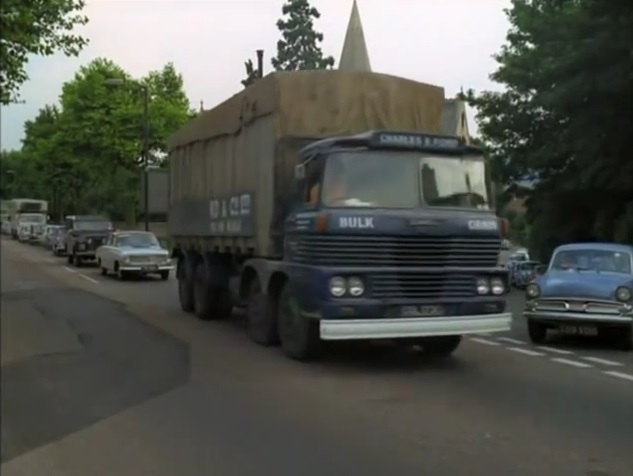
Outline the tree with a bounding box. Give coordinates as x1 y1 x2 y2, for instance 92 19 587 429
271 0 334 71
0 0 89 104
466 0 633 255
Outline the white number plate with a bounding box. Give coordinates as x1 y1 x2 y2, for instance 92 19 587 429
399 305 444 318
560 325 598 336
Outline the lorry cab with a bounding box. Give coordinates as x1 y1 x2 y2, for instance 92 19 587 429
278 131 511 350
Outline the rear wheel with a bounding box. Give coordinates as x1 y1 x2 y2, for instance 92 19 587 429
277 283 320 361
192 262 231 320
246 277 278 346
177 259 194 313
527 319 548 344
98 259 107 275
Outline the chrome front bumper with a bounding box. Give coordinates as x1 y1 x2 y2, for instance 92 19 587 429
319 312 512 341
524 310 633 325
119 264 174 273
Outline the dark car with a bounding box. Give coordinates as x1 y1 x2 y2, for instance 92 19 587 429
65 215 112 266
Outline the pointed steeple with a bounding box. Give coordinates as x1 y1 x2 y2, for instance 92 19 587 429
338 0 371 72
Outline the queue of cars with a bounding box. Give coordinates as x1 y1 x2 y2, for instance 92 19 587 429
12 214 174 281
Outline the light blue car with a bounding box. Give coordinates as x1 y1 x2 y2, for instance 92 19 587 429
524 242 633 349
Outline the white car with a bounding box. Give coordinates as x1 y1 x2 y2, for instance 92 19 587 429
96 231 174 280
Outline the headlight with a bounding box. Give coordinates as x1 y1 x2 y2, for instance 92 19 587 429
526 283 540 299
347 276 364 297
615 286 632 302
490 277 505 295
476 278 490 295
328 276 346 297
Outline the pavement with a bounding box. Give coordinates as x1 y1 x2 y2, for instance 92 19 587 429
1 237 632 476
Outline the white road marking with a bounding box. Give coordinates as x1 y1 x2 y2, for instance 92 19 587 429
476 333 491 337
551 358 593 368
78 273 99 284
536 346 575 355
469 337 502 346
63 266 76 273
507 347 545 356
603 371 633 382
582 356 623 367
497 337 526 345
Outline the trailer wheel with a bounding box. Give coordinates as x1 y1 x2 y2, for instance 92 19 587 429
177 258 194 313
277 283 320 361
192 262 231 321
246 278 278 346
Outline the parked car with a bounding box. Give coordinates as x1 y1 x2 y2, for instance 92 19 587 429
524 242 633 349
513 261 542 289
96 231 174 280
65 215 112 266
506 251 529 285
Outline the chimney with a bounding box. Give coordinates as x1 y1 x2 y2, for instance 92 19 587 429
256 50 264 78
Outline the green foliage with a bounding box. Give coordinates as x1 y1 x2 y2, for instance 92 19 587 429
0 0 89 104
241 59 260 88
4 58 192 222
271 0 334 71
466 0 633 256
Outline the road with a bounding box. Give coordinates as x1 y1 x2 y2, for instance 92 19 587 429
1 238 632 476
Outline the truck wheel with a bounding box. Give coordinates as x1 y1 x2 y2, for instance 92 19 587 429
246 278 278 346
527 319 548 344
67 253 74 265
421 336 462 357
277 284 320 361
177 258 194 313
74 254 83 267
192 263 227 321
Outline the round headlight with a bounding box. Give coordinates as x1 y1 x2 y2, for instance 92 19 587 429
347 276 364 297
328 276 346 297
615 286 632 302
476 278 490 295
526 283 540 299
490 277 505 295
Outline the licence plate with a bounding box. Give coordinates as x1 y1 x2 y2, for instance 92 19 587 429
142 265 158 272
399 305 444 318
560 325 598 336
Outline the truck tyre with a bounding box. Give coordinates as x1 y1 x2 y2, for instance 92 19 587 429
74 254 83 267
246 278 278 346
67 253 74 265
527 319 548 344
192 262 231 321
421 335 462 357
177 258 194 313
277 283 320 361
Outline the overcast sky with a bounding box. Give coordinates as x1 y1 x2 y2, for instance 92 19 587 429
1 0 511 151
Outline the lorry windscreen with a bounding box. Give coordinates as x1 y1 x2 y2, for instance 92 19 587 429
74 220 111 231
321 151 490 209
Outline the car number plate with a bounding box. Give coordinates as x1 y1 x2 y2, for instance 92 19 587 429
142 265 158 271
399 305 444 318
560 325 598 336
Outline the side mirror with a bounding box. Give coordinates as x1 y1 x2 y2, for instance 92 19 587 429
294 164 305 180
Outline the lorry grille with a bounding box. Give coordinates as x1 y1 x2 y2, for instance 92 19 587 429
294 235 501 267
372 272 476 299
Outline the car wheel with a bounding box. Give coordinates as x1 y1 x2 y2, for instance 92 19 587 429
160 270 170 280
609 326 633 351
527 319 548 344
115 262 127 281
98 259 107 276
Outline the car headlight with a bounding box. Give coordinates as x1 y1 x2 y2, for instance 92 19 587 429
526 283 540 299
328 276 346 297
476 278 490 295
347 276 364 297
490 277 505 295
615 286 632 302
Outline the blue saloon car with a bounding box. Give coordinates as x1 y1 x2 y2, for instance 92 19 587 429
523 243 633 350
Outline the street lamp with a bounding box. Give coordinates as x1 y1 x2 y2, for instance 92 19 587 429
104 78 150 231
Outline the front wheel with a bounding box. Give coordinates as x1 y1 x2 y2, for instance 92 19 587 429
160 270 170 281
277 284 320 361
246 278 278 346
527 319 548 344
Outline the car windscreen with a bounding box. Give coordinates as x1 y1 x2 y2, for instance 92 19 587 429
116 233 160 248
550 249 632 274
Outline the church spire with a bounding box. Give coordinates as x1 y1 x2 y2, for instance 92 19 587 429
338 0 371 72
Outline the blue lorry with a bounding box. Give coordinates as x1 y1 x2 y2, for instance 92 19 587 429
167 70 511 361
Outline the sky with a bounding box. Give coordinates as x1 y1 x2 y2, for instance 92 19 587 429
0 0 512 151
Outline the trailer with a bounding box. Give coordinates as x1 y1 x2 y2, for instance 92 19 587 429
168 70 511 361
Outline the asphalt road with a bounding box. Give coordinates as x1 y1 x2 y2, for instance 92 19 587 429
2 238 632 476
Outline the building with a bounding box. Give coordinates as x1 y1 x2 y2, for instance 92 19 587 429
337 0 471 142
